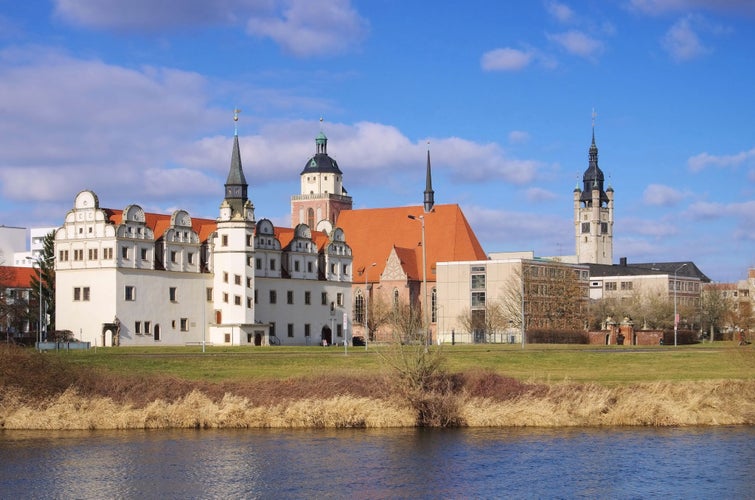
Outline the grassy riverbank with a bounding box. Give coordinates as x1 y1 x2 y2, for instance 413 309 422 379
1 343 753 429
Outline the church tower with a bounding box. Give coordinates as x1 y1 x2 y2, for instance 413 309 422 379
211 110 257 344
574 115 614 265
291 121 352 231
423 144 435 213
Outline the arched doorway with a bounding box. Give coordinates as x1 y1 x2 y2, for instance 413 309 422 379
321 325 332 346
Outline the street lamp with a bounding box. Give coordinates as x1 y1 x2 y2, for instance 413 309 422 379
364 262 376 347
673 263 688 347
407 215 429 347
25 256 43 350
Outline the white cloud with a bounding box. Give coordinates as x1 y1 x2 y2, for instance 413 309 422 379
463 205 571 253
642 183 687 206
525 187 558 202
661 16 709 61
246 0 369 57
481 48 534 71
508 131 531 144
687 147 755 172
547 30 604 59
53 0 369 58
545 1 575 23
53 0 252 31
627 0 755 16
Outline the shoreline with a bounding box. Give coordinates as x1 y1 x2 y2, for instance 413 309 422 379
2 379 753 430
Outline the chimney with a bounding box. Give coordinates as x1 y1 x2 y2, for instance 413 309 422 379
620 257 627 267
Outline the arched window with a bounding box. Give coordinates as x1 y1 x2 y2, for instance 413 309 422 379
354 289 364 325
392 288 399 309
431 287 437 323
307 208 315 229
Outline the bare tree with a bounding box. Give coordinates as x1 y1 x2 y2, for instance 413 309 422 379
456 300 508 342
700 286 735 341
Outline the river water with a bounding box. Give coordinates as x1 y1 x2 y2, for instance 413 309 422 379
1 426 752 499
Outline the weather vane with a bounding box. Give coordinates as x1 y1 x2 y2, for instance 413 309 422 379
234 108 241 136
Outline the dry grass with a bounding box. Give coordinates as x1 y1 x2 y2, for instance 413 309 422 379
2 345 754 429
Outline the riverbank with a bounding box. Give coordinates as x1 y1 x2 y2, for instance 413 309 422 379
2 345 754 429
2 379 754 430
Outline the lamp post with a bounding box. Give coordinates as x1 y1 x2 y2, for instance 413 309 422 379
25 256 43 350
408 215 428 348
364 262 376 348
673 263 688 347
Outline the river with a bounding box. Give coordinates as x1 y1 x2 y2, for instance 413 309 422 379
1 426 752 499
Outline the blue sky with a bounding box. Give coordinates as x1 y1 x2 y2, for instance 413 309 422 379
0 0 753 282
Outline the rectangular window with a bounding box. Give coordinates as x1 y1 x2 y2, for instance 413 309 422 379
122 246 129 259
83 287 90 301
104 248 112 260
294 260 300 272
135 321 141 335
343 264 348 274
270 290 277 304
601 222 608 234
620 281 633 290
304 291 311 305
234 295 241 305
287 290 294 304
169 287 177 302
170 251 177 263
336 324 343 338
125 286 136 301
471 274 486 290
180 318 188 331
206 287 213 302
321 292 328 305
222 234 228 247
73 249 83 261
270 322 276 338
270 259 276 271
247 297 252 308
247 278 253 288
73 287 81 301
223 272 229 283
308 261 313 273
304 324 311 337
256 258 262 270
605 282 617 291
141 248 148 260
337 293 343 307
144 321 151 335
88 248 98 260
471 291 485 308
581 222 590 233
287 323 294 338
234 274 241 285
223 292 229 303
188 252 195 264
254 289 258 304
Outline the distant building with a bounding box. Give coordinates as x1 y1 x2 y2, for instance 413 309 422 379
0 265 35 342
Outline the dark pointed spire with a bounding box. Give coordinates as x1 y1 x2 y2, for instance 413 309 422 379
423 141 435 213
224 109 249 216
580 110 608 205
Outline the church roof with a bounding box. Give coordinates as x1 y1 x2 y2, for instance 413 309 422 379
337 204 487 283
301 153 342 175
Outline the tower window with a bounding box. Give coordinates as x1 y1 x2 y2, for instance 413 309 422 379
581 222 590 233
601 222 608 234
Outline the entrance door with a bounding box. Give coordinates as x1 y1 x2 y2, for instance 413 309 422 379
321 326 332 346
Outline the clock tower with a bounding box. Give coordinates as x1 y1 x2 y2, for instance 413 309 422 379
574 116 614 265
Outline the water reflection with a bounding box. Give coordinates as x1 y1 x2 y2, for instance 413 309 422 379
1 427 752 499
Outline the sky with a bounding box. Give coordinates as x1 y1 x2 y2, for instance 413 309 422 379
0 0 753 282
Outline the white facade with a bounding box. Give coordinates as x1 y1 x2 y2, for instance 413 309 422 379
54 130 353 347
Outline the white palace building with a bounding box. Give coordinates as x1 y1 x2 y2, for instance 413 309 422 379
54 120 353 347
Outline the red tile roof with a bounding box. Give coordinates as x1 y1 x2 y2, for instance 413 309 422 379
0 266 35 288
106 209 217 242
337 204 487 283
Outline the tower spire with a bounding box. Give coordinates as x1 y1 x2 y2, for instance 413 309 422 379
224 109 249 218
423 141 435 213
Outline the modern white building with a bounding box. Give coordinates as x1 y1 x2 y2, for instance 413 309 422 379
54 122 353 347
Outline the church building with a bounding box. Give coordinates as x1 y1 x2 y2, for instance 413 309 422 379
54 114 353 347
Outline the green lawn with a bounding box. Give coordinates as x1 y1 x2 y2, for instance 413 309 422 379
54 342 755 385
